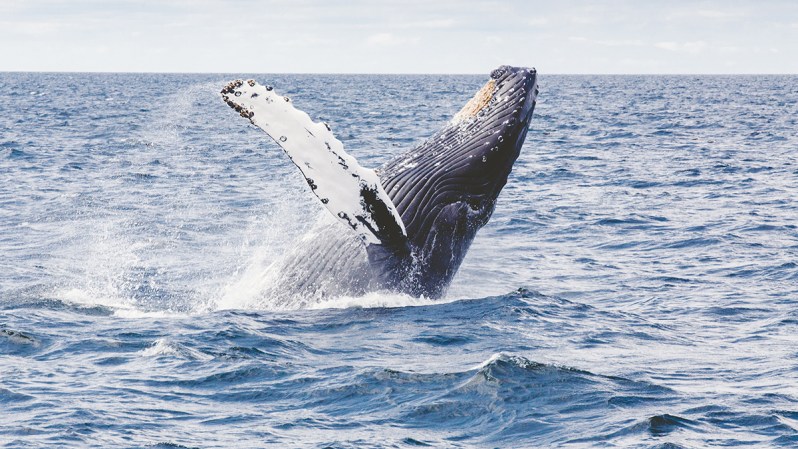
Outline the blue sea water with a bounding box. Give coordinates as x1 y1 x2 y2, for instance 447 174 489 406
1 72 797 448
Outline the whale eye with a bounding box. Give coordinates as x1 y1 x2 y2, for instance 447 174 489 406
467 198 481 211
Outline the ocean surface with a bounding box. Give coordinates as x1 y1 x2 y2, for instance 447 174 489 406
1 72 797 448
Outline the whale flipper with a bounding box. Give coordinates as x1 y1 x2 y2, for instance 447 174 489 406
221 80 408 255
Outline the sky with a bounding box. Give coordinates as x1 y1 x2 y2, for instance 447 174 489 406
1 0 796 74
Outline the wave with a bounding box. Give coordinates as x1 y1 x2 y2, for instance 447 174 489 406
139 338 214 361
379 353 678 445
0 328 42 357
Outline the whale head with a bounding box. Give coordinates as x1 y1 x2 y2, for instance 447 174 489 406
381 66 538 297
445 65 538 220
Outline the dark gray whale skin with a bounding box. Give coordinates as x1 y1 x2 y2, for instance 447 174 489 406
269 66 538 305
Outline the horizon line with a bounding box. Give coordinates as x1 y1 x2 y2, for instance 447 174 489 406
1 70 796 76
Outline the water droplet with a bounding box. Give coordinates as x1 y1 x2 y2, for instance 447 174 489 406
482 155 487 162
265 85 273 91
234 91 241 97
284 96 290 102
279 136 287 142
498 135 504 142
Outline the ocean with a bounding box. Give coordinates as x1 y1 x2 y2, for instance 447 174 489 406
1 72 797 448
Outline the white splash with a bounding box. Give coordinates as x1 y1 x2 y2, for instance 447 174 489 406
307 291 457 310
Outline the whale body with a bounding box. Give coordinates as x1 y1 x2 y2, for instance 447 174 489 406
221 66 538 307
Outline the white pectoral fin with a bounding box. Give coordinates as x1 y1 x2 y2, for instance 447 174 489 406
221 80 407 247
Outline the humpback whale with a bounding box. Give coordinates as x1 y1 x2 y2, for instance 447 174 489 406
221 66 538 307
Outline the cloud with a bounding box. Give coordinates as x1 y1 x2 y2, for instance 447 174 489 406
655 41 708 54
0 19 61 35
271 35 333 48
694 9 745 20
717 45 742 54
400 18 455 29
655 41 678 51
683 41 708 53
569 36 644 47
570 16 596 25
527 17 549 26
665 7 747 23
366 33 419 47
